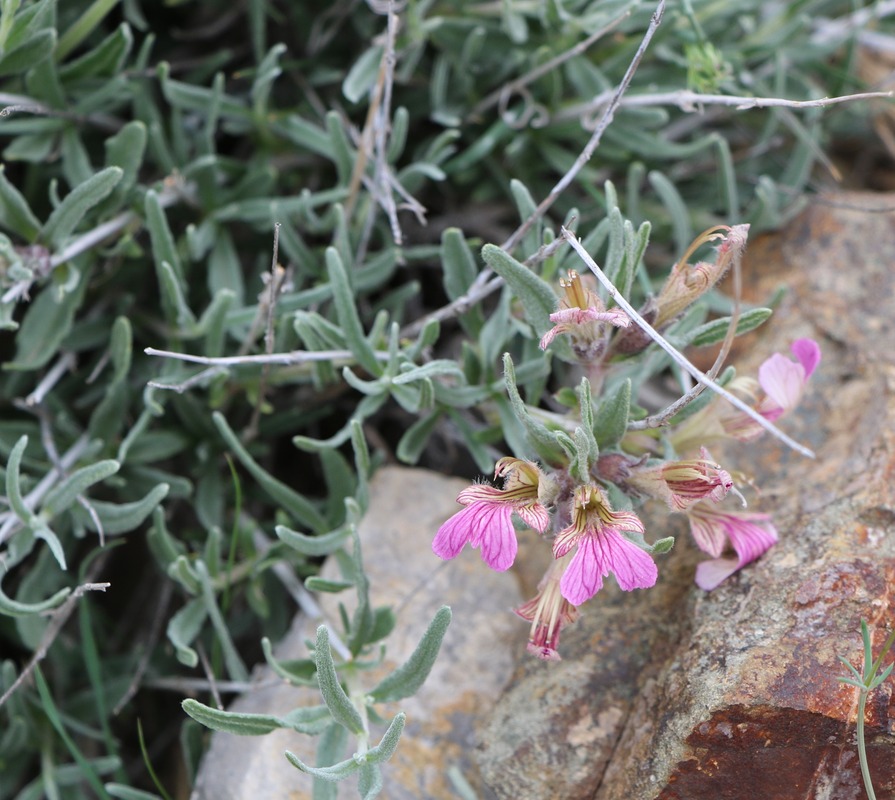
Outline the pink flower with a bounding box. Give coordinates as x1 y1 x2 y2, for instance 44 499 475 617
539 270 629 359
686 502 778 590
627 448 733 511
515 556 580 661
756 337 821 420
721 338 821 440
552 485 657 605
433 458 549 571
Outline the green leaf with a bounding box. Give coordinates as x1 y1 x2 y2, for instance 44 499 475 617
261 637 317 686
396 410 441 465
56 0 121 60
305 576 354 593
0 163 41 239
276 523 351 557
80 483 169 535
391 360 463 385
482 244 555 336
41 459 120 516
326 247 381 375
167 596 206 668
280 705 333 736
6 267 86 370
284 751 361 782
40 167 122 248
686 308 773 348
593 378 631 450
59 22 131 80
0 28 55 75
315 625 364 735
368 606 451 703
195 559 248 682
214 412 328 534
182 699 287 736
104 785 163 800
5 435 32 522
343 45 382 104
440 228 478 302
365 712 406 765
103 121 146 197
0 580 69 618
145 187 185 286
502 353 562 463
358 762 383 800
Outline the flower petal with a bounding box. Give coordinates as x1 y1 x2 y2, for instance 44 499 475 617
477 504 519 571
559 529 657 604
559 537 606 605
687 512 727 558
695 513 777 590
695 557 740 591
757 352 806 411
432 503 481 560
791 338 821 379
515 501 550 532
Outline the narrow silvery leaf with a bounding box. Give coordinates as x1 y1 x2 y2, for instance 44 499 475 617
281 705 333 736
343 45 382 104
32 523 66 570
350 418 370 509
365 712 406 765
5 435 32 522
576 379 599 461
82 483 169 535
305 576 354 593
214 412 328 533
326 247 381 375
391 360 463 385
167 555 201 594
103 120 146 196
440 228 478 301
276 523 351 557
686 308 773 348
182 698 286 736
0 581 69 618
593 378 631 450
104 783 162 800
40 167 122 248
284 751 361 782
573 427 593 482
396 410 441 465
261 637 317 686
195 560 248 682
509 179 540 253
167 596 206 667
157 260 196 329
358 762 383 799
41 459 119 516
482 244 555 337
315 625 365 735
144 189 184 289
368 607 451 703
7 278 83 370
109 316 133 382
502 354 562 463
0 163 41 240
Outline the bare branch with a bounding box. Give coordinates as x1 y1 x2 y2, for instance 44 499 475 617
145 346 390 367
0 583 111 710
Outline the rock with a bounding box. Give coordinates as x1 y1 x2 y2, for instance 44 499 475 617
192 467 523 800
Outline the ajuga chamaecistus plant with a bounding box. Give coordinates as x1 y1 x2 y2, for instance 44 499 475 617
0 0 886 796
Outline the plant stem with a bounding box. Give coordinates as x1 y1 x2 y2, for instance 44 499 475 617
856 687 875 800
